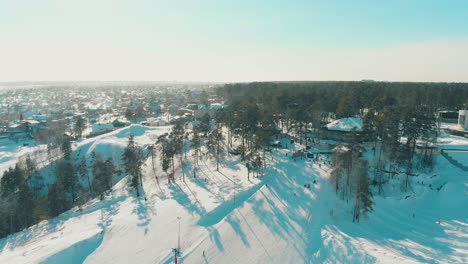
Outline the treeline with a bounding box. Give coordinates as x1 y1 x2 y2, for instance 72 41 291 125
217 81 468 154
218 81 468 113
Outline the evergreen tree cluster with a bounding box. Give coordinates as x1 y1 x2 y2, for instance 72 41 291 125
0 136 120 238
0 165 35 237
122 134 145 196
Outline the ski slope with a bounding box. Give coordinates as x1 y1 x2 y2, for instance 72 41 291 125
0 126 467 263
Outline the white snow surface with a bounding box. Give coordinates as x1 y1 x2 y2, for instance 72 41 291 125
0 139 42 177
0 126 467 264
326 117 363 132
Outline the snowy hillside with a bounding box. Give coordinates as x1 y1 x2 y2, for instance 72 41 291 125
0 127 467 263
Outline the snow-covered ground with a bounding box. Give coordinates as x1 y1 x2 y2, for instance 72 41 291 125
0 126 467 263
0 138 43 176
437 131 468 149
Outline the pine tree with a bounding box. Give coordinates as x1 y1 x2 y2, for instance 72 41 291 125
0 165 35 233
148 144 157 178
1 166 22 198
104 157 116 190
60 136 72 160
92 152 105 194
336 96 353 118
331 143 373 221
157 133 174 179
74 116 86 139
23 155 43 196
57 160 79 207
353 159 373 221
16 183 35 229
199 113 211 137
78 156 93 195
208 126 224 171
171 122 186 181
122 134 145 196
191 132 201 177
48 181 68 217
0 204 10 238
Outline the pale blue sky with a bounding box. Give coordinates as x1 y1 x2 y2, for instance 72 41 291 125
1 0 468 82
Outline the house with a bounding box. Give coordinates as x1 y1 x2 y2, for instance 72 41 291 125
193 103 226 118
112 118 131 128
167 103 179 116
178 108 194 116
32 114 48 122
148 101 160 114
92 123 114 135
307 144 335 155
23 111 40 119
142 117 167 127
175 95 186 104
186 104 198 110
321 117 372 142
449 110 468 137
447 110 468 137
187 120 202 131
6 122 31 140
438 110 458 123
24 120 41 133
458 110 468 130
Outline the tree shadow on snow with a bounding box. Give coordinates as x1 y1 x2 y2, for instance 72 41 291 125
168 181 206 217
335 206 462 263
131 188 155 231
225 215 250 248
207 227 224 252
166 180 230 252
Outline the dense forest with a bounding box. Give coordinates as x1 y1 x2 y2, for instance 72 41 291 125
218 81 468 112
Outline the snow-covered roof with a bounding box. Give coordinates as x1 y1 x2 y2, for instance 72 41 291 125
333 145 350 152
32 114 48 121
23 111 40 119
209 103 226 110
326 117 363 132
190 120 201 127
25 120 40 125
197 103 226 110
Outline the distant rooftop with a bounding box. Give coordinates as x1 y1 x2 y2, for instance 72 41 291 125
326 117 363 132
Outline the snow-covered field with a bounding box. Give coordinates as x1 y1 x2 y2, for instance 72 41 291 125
0 139 42 176
0 126 467 263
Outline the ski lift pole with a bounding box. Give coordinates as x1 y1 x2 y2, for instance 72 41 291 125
172 248 179 264
177 216 181 251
